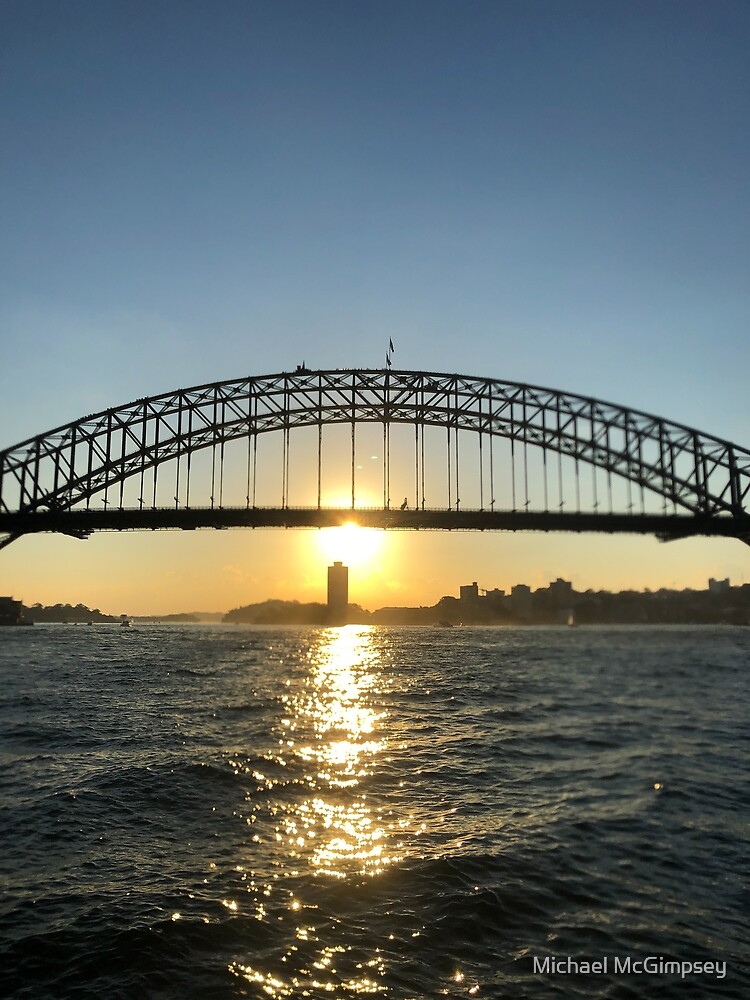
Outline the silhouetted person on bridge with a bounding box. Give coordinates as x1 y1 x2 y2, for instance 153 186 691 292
400 497 408 510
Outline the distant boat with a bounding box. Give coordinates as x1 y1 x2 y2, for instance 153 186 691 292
120 618 132 628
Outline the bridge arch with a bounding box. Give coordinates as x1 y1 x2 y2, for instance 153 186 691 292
1 369 749 547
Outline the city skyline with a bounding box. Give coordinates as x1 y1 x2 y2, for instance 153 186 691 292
6 534 749 619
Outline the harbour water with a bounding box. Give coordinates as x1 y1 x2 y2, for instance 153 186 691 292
1 624 748 999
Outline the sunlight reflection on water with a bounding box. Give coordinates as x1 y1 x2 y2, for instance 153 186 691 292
230 625 398 995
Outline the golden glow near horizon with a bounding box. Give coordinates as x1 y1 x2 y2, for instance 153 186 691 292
315 523 387 570
1 526 749 617
310 485 392 589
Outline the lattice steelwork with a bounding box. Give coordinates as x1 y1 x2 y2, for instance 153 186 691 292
1 369 749 549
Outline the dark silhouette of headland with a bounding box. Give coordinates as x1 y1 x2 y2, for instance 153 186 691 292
224 561 369 625
8 573 750 627
222 568 750 627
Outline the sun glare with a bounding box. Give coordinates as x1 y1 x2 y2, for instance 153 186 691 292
315 523 386 569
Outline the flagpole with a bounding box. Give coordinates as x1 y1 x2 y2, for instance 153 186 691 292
384 343 393 508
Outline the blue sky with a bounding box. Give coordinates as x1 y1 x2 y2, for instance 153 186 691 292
1 1 749 611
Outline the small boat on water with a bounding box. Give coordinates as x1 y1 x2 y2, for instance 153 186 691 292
120 617 132 628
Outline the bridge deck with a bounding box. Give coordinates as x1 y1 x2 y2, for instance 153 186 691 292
1 506 748 544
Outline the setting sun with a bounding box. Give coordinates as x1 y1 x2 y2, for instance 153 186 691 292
315 523 386 569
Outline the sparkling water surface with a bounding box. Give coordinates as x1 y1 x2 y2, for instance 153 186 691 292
1 624 748 999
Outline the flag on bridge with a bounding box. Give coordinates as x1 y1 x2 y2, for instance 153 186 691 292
386 338 395 370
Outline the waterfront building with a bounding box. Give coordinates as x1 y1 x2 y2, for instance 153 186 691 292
0 596 28 626
508 584 533 621
546 578 574 604
327 562 349 622
459 581 480 603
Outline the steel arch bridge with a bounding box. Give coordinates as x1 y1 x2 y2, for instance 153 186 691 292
1 369 749 551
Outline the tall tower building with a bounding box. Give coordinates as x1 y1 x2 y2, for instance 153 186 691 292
327 561 349 622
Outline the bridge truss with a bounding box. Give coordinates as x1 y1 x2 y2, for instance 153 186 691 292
1 369 749 549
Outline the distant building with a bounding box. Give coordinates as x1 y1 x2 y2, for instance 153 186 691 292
508 584 533 621
0 596 27 626
327 562 349 621
459 581 480 603
485 588 506 606
708 577 730 594
547 578 574 605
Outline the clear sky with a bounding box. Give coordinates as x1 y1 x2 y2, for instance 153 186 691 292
1 0 749 614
